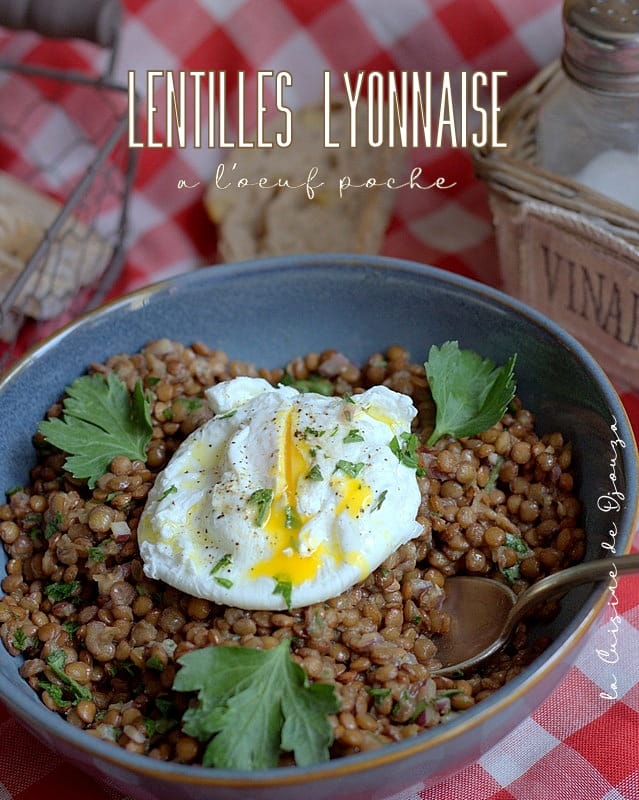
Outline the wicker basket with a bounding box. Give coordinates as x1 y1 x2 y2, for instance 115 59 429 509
473 61 639 391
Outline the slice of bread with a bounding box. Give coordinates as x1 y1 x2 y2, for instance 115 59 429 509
205 100 400 262
0 172 111 340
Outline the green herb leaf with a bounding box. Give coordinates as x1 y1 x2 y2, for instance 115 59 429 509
284 505 301 530
389 432 421 470
179 396 203 413
38 680 71 708
160 485 178 502
44 580 80 602
424 342 517 446
210 554 233 575
13 628 28 652
217 409 237 420
38 373 153 489
62 621 79 637
281 373 334 396
87 545 106 563
249 488 274 527
334 460 365 478
370 489 388 512
485 455 505 492
343 429 364 443
147 376 161 387
44 511 63 540
214 577 233 589
305 464 323 481
146 654 165 672
368 686 392 701
45 649 92 703
504 532 531 557
174 638 340 769
273 578 293 609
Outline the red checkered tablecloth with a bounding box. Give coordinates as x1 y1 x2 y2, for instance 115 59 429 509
1 2 638 799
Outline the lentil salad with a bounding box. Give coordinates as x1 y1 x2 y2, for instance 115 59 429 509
0 339 584 765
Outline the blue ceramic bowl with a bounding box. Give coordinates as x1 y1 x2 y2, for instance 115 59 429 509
0 255 637 800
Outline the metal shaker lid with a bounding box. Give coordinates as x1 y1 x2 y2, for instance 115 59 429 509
562 0 639 93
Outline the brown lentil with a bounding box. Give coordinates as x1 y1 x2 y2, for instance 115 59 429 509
0 340 583 766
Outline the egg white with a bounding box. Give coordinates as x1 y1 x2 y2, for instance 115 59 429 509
138 377 423 610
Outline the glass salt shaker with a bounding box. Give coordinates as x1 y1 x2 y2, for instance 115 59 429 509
536 0 639 211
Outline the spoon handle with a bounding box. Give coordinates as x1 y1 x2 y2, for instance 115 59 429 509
507 552 639 630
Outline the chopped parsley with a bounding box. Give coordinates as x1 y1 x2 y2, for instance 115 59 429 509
44 580 80 602
305 464 323 481
281 373 334 396
214 576 233 589
38 680 71 708
249 488 274 527
343 429 364 443
12 628 29 652
217 409 237 420
334 460 365 478
273 578 293 609
62 621 79 637
370 489 388 512
284 506 301 529
43 511 63 539
179 396 204 413
485 455 505 491
45 649 92 704
87 545 106 563
368 686 392 701
210 553 233 575
389 432 422 473
160 484 178 501
146 654 165 672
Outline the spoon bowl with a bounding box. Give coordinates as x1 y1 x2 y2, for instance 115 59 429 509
434 552 639 674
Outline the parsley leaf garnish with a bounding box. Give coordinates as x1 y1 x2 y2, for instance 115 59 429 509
210 554 232 575
370 489 388 512
249 488 274 527
38 373 153 489
273 577 293 609
334 460 364 478
305 464 323 481
424 342 517 446
343 429 364 443
45 649 92 704
281 373 334 396
160 485 178 501
173 639 340 769
389 432 421 471
44 580 80 602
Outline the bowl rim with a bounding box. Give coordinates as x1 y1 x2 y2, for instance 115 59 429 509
1 253 638 788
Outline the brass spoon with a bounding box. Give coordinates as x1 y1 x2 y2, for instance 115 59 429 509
433 553 639 674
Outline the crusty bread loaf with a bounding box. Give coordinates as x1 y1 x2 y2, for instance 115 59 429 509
0 172 111 340
205 100 400 261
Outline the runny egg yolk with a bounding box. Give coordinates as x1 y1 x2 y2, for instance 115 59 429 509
250 407 372 585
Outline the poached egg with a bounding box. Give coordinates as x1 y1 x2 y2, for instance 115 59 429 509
138 377 423 610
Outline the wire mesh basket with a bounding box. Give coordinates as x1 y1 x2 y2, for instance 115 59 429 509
0 0 136 368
